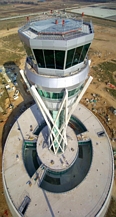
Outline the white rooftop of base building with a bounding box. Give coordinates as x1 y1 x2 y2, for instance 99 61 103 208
69 3 116 21
2 103 114 217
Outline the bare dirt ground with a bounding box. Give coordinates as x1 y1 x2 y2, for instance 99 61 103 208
0 9 116 217
0 27 18 38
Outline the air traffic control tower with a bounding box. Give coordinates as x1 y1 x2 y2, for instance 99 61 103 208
2 12 114 217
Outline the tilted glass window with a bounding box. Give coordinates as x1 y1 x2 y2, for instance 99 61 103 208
37 84 84 100
22 43 33 58
68 88 76 97
33 49 65 69
38 89 44 97
79 43 90 62
22 43 36 68
66 49 75 69
72 46 83 66
52 92 64 99
55 50 65 69
37 89 64 100
33 49 45 68
44 50 55 69
66 43 91 68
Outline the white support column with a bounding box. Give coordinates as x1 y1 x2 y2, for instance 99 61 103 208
32 88 65 154
67 76 93 123
48 89 68 152
52 76 93 144
20 69 65 154
31 86 69 154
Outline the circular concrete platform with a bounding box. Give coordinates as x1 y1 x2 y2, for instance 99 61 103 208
37 125 78 172
2 104 114 217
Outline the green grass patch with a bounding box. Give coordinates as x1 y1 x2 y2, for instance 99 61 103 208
92 61 116 99
2 33 25 52
0 91 8 110
100 62 116 73
0 17 27 30
93 61 116 86
108 89 116 99
0 78 8 113
0 48 24 66
0 33 25 65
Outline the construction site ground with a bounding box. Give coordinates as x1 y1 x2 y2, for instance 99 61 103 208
0 4 116 217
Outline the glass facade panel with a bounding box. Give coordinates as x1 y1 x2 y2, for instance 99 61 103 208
37 89 64 100
37 85 84 100
23 43 34 58
79 43 90 62
66 49 75 69
55 50 65 69
34 49 65 69
22 43 36 67
33 44 90 70
72 46 83 66
33 49 45 68
52 92 64 99
68 89 76 97
43 91 50 98
66 43 91 68
38 89 44 97
44 50 55 69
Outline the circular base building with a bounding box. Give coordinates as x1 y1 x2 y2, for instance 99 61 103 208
2 103 114 217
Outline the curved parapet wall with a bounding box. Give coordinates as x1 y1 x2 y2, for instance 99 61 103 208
2 104 114 217
25 61 89 89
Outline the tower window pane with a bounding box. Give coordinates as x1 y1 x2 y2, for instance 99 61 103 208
33 49 45 68
55 50 65 69
79 43 90 62
72 46 83 66
66 49 75 69
44 50 55 69
23 43 34 59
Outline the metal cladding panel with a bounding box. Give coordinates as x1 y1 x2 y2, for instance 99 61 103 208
30 39 43 48
41 40 56 49
39 81 84 92
29 34 94 50
83 33 94 43
48 79 58 88
67 37 81 49
18 30 30 47
42 95 77 111
67 33 94 49
35 61 84 76
30 39 67 50
38 68 64 76
53 40 67 50
25 63 89 89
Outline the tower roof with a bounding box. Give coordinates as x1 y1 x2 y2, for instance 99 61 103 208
19 15 94 40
